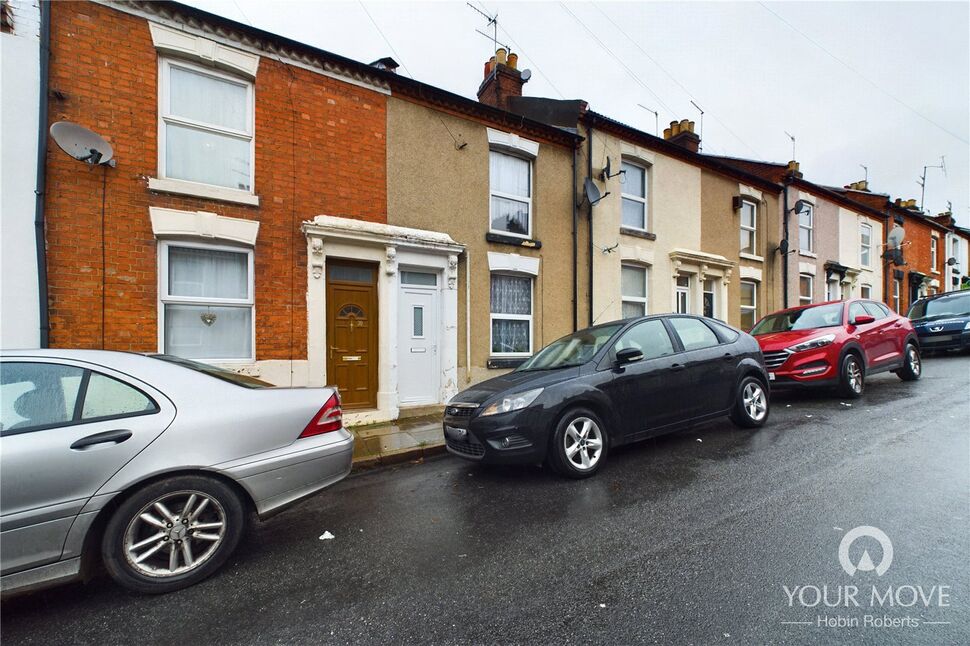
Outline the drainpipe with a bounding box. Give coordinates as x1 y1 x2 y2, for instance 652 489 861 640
586 119 594 326
465 249 471 384
34 0 51 347
781 179 790 309
571 142 578 331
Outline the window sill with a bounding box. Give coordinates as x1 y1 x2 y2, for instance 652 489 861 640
739 252 764 263
486 232 542 249
932 270 941 275
798 251 817 259
487 357 528 369
620 227 657 241
149 177 260 207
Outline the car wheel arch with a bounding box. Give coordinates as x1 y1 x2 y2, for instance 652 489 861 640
79 468 256 577
838 343 866 372
547 401 613 451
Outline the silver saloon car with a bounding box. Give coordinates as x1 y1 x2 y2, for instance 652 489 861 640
0 350 353 595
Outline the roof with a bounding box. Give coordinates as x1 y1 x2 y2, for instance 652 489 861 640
582 111 783 194
120 1 581 148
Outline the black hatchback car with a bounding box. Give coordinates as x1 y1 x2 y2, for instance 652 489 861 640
443 314 770 478
907 290 970 353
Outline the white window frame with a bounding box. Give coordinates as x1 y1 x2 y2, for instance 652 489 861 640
702 278 717 318
621 263 649 318
799 273 814 305
488 150 533 239
826 277 841 302
489 273 533 358
157 240 256 362
620 160 649 232
675 275 690 314
798 204 814 253
930 236 939 273
740 199 757 255
739 280 758 329
859 222 873 268
157 57 256 197
860 283 872 299
892 278 901 312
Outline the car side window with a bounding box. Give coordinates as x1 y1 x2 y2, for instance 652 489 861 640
82 372 156 420
706 320 740 343
848 302 869 323
0 362 84 433
669 317 720 351
614 319 675 360
862 301 887 319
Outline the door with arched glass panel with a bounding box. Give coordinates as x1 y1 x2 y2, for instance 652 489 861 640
326 261 378 409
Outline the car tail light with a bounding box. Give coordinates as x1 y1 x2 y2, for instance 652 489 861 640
300 392 342 438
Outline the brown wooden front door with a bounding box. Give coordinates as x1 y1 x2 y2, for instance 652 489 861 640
326 261 378 409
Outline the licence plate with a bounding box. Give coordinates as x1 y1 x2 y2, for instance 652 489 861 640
768 372 776 381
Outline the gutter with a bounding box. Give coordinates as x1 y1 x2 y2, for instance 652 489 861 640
34 0 51 347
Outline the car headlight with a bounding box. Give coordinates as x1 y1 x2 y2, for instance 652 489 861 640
480 388 544 417
787 334 837 354
964 322 970 330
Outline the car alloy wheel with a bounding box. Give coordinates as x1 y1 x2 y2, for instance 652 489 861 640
123 490 227 578
838 354 865 399
897 344 922 381
742 382 767 422
563 416 603 471
847 360 862 393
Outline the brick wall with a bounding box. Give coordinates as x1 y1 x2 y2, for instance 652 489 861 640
44 1 386 360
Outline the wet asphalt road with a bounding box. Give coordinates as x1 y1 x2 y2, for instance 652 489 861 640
3 355 968 645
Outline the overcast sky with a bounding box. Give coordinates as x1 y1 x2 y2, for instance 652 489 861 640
185 0 970 227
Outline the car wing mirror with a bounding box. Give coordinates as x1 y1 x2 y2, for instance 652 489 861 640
615 347 643 365
851 314 875 325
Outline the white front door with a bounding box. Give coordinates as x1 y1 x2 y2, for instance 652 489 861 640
398 271 440 406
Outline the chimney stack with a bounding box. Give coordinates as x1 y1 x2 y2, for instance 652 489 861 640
477 47 528 111
844 180 869 192
894 198 919 210
662 119 700 153
786 160 803 179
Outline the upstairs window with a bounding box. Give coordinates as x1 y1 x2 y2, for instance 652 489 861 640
930 237 938 271
160 59 254 192
621 161 648 230
860 223 872 267
798 204 814 253
489 151 532 238
740 200 757 254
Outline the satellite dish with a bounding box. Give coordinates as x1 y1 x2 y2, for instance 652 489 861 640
887 225 905 249
792 199 810 215
584 178 602 205
777 239 790 255
947 257 957 267
601 157 612 181
520 69 532 82
50 121 114 165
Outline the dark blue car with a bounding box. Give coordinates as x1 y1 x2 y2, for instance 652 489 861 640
907 291 970 353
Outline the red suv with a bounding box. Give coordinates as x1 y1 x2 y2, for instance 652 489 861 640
750 299 921 398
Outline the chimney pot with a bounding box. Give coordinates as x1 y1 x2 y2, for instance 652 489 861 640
496 48 507 65
663 127 672 139
507 52 518 69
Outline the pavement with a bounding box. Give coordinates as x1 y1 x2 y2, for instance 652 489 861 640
2 354 968 645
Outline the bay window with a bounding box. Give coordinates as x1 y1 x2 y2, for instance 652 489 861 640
489 151 532 237
159 58 254 192
621 264 648 318
160 242 254 361
621 161 648 231
490 274 533 356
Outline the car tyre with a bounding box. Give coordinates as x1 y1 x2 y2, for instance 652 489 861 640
101 475 245 594
547 408 608 479
896 343 922 381
730 376 770 428
837 353 865 399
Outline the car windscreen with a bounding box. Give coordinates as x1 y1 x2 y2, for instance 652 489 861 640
150 354 274 388
908 292 970 321
517 324 624 371
751 303 844 335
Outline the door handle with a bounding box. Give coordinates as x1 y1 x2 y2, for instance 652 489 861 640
70 429 132 450
670 363 685 372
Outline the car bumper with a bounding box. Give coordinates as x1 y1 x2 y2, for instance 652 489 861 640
218 428 354 518
916 330 970 352
442 407 547 465
765 349 838 388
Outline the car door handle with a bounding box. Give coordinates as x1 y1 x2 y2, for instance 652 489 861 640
722 353 734 362
670 363 685 372
70 429 133 450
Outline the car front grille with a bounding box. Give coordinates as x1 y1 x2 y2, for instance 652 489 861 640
763 350 792 369
446 404 478 418
446 435 486 458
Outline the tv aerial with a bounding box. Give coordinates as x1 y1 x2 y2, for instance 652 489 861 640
49 121 116 166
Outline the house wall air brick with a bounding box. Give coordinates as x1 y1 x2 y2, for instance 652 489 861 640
44 1 386 363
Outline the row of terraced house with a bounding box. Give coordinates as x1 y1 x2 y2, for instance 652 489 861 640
3 0 969 426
